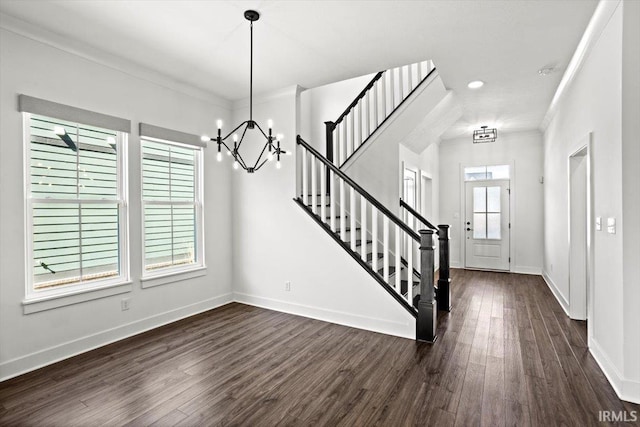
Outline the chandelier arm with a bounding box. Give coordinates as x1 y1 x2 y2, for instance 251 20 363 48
219 140 233 154
222 121 249 141
252 140 271 169
235 124 250 151
253 122 270 140
235 150 249 169
254 158 269 171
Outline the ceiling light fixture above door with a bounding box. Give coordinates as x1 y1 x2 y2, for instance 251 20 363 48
201 10 290 173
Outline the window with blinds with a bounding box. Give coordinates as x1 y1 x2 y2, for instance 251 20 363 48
27 114 127 292
141 139 202 274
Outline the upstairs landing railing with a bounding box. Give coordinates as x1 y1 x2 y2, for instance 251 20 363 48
325 60 435 169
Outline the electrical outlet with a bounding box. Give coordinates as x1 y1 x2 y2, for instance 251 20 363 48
285 281 291 292
121 298 130 311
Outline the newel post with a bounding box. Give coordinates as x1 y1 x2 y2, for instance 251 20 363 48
437 225 451 312
324 121 334 194
417 230 437 343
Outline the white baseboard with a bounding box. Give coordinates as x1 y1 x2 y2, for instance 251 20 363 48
233 292 415 340
590 338 640 404
513 266 542 275
0 293 233 382
541 269 570 316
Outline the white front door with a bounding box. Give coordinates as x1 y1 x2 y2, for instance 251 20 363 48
465 180 510 270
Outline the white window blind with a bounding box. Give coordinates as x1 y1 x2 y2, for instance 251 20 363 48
26 113 128 293
141 137 203 274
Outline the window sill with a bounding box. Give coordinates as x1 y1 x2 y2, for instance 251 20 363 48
23 281 133 314
140 266 207 289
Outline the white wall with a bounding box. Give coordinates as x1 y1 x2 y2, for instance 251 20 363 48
543 0 639 402
439 130 544 274
0 29 234 380
230 87 416 339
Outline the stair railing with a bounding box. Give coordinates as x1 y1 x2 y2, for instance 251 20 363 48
325 60 435 169
400 198 451 312
296 136 437 342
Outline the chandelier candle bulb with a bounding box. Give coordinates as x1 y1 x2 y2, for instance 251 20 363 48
200 135 209 142
276 161 281 169
217 152 222 162
53 126 66 135
268 120 273 130
217 120 223 129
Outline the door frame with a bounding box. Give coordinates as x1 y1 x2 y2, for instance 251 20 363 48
459 160 516 272
567 133 594 342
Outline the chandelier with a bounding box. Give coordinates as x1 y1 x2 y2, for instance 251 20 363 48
202 10 290 173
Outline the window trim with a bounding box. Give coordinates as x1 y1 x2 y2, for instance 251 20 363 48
140 135 205 284
22 113 130 305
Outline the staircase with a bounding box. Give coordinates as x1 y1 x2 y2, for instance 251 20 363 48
294 60 451 343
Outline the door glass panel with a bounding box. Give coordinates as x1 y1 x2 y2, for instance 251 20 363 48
486 165 510 180
487 213 501 239
464 166 487 181
473 213 487 239
487 186 501 212
473 187 486 212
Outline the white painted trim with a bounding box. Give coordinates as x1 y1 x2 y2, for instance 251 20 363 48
0 293 233 382
0 14 230 109
590 338 640 404
22 282 133 314
541 0 621 130
233 292 415 340
140 267 207 288
512 266 542 275
542 269 570 316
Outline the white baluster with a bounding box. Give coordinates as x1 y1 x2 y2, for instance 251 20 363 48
383 216 389 282
398 67 404 105
360 195 367 260
358 99 363 147
373 80 379 129
349 110 354 157
333 126 339 167
407 63 413 93
395 224 401 291
365 92 371 141
311 156 317 215
417 61 423 81
372 208 378 274
389 69 395 112
407 236 413 303
342 120 347 165
339 178 346 242
330 170 336 232
320 161 326 222
302 146 307 205
381 73 387 120
350 187 356 251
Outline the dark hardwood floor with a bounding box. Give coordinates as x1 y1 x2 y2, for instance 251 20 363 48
1 269 638 426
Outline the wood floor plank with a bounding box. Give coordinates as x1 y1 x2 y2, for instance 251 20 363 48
1 272 636 427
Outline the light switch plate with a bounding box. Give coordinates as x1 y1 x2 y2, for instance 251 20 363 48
607 217 616 234
595 217 602 231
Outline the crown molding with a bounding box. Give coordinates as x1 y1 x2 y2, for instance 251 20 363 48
0 12 232 110
540 0 621 131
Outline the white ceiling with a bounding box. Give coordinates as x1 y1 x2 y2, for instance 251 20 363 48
0 0 598 140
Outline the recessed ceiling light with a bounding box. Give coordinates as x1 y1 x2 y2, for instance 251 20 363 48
467 80 484 89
